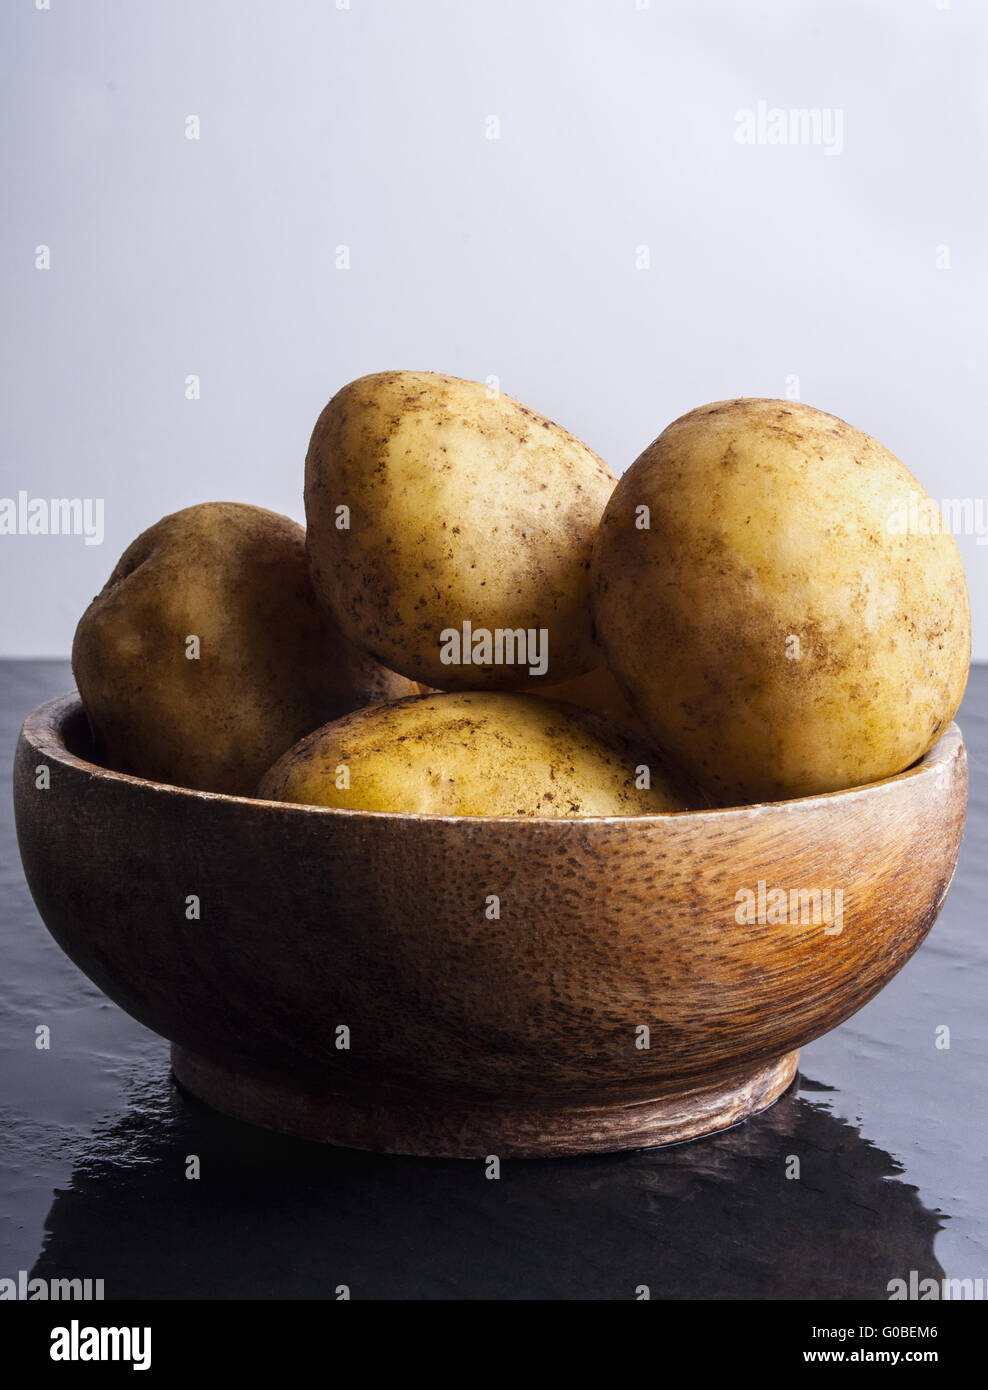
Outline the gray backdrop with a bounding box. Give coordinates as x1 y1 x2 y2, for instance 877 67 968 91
1 0 984 656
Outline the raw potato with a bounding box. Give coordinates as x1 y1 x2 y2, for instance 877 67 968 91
72 502 419 795
416 664 649 736
258 691 697 816
592 398 971 804
304 370 617 690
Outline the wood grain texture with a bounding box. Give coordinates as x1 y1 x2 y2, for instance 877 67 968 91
14 693 967 1157
170 1044 800 1158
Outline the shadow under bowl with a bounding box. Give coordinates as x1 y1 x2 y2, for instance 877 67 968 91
13 694 967 1158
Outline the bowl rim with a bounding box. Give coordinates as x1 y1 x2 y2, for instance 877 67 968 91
18 691 965 827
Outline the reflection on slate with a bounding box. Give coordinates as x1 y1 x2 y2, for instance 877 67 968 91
3 661 985 1300
29 1068 943 1300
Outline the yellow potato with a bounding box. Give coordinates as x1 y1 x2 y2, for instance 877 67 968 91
592 398 970 804
304 371 617 690
72 502 418 794
257 691 697 816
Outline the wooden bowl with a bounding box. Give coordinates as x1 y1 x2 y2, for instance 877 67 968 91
14 693 967 1159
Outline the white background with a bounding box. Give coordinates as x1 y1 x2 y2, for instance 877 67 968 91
1 0 985 656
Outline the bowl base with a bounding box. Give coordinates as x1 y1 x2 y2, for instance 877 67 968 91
170 1045 800 1159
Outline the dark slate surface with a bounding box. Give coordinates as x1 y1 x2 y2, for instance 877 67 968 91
1 660 985 1300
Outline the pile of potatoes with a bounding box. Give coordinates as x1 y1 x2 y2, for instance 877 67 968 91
72 371 970 815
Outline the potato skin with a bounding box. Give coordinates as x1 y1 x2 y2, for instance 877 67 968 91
591 399 971 805
72 502 418 794
257 692 697 816
304 371 617 690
